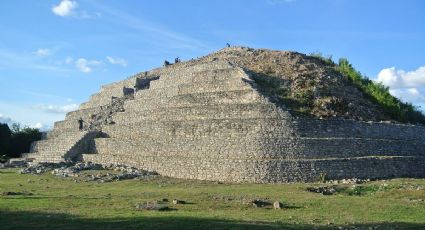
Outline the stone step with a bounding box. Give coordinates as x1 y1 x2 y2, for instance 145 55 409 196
89 86 134 103
83 77 137 107
66 107 102 120
41 129 85 140
76 61 237 119
89 91 118 102
53 118 107 132
114 103 282 124
32 155 65 163
31 153 66 158
33 132 86 149
53 119 81 130
82 153 425 182
294 118 425 141
46 128 79 139
93 135 424 159
103 117 294 139
32 142 75 152
264 156 425 182
124 89 265 112
103 116 423 142
149 68 243 89
93 137 268 156
100 77 138 92
134 77 253 100
32 147 71 153
53 117 106 131
145 60 233 81
79 97 112 110
272 137 425 158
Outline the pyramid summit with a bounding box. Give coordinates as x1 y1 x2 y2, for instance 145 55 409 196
24 47 425 183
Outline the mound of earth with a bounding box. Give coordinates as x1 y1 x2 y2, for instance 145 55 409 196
193 47 398 122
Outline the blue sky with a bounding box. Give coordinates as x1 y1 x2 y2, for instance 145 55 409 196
1 0 424 129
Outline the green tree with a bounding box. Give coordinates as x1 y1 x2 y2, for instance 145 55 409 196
6 123 42 158
0 123 11 156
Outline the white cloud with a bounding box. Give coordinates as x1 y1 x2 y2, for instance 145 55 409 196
1 100 65 131
29 122 52 132
33 104 78 114
64 56 103 73
0 49 68 72
389 88 425 104
34 48 52 57
375 65 425 111
0 115 50 131
52 0 78 17
52 0 100 19
0 114 14 126
376 66 425 89
106 56 127 67
30 122 51 131
65 56 74 64
31 123 43 129
75 58 101 73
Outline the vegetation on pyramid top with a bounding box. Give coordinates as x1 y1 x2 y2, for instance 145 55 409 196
197 47 425 125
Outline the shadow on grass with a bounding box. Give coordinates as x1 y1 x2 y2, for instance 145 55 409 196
0 210 424 230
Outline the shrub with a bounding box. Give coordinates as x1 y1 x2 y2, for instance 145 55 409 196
0 123 11 155
309 52 334 66
0 155 8 163
337 58 425 124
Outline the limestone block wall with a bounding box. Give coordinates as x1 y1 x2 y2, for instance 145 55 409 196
294 118 425 140
83 154 425 182
263 157 425 182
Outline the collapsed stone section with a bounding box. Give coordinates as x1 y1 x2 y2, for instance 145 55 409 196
26 58 425 183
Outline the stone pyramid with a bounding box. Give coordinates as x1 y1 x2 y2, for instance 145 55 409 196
25 47 425 182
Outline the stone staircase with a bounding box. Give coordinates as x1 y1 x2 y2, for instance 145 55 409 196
24 81 141 163
25 131 99 163
22 63 164 164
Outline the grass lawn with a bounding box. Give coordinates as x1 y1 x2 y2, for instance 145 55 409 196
1 168 425 229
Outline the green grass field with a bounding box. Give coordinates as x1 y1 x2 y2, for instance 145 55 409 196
1 168 425 230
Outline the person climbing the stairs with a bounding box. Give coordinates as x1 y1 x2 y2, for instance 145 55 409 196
78 118 84 131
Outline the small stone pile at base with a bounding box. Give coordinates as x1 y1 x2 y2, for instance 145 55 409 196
20 162 158 182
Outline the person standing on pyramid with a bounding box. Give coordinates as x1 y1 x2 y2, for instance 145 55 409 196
78 118 84 131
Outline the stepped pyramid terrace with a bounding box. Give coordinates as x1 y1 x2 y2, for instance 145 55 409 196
24 47 425 183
